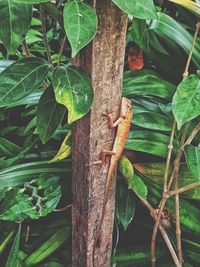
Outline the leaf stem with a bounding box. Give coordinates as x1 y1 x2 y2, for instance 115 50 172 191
57 35 67 66
40 5 53 68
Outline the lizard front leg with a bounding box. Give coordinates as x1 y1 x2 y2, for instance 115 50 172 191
103 112 123 128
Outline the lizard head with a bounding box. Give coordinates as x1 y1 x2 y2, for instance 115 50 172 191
121 97 132 118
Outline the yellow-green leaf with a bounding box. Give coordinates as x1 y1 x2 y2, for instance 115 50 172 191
50 130 72 162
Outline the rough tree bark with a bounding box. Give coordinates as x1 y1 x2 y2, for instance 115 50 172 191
72 1 128 266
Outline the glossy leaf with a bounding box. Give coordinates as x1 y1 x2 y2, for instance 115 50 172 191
112 0 157 19
50 130 72 162
37 87 66 144
130 18 149 51
5 224 21 267
123 70 176 100
52 66 93 124
116 183 135 231
118 156 148 199
172 75 200 129
149 12 200 68
126 130 178 158
169 0 200 17
133 112 172 131
185 145 200 181
64 0 98 57
0 58 50 107
0 1 32 52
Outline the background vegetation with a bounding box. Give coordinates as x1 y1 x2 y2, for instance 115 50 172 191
0 0 200 266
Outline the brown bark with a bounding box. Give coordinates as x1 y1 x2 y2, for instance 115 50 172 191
72 1 127 266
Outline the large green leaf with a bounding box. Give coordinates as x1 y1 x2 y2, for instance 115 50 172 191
123 70 176 100
112 0 157 19
0 1 32 52
133 112 172 131
0 58 50 107
52 65 94 124
185 145 200 181
37 87 66 144
169 0 200 17
126 130 178 158
130 18 149 51
149 12 200 68
5 224 21 267
64 0 98 57
172 75 200 129
115 183 135 231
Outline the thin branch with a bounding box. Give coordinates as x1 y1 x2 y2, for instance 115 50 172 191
136 194 180 267
57 35 67 66
167 182 200 197
40 5 53 68
163 120 177 192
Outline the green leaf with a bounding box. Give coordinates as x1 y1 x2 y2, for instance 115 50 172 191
126 130 178 158
133 112 172 131
37 87 66 144
185 145 200 181
13 0 50 3
116 184 135 231
50 130 72 162
0 137 22 158
149 12 200 68
64 0 98 57
169 0 200 17
123 70 176 100
6 224 21 267
112 0 157 19
130 18 149 51
52 65 94 124
172 75 200 129
118 156 148 198
0 58 50 107
25 226 70 266
0 1 32 52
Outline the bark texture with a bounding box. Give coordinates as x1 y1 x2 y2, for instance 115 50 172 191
72 1 127 266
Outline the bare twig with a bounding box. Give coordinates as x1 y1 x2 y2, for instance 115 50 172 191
57 35 67 66
167 182 200 197
136 194 180 266
163 120 177 192
40 5 53 68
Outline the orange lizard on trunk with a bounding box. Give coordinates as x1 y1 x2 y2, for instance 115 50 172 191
92 97 133 266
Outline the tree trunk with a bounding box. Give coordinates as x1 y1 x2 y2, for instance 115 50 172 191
72 1 127 266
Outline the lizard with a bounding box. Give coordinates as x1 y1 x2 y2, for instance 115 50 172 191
92 97 133 266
